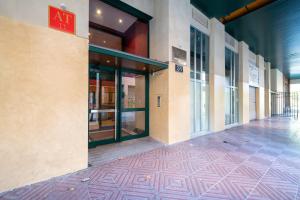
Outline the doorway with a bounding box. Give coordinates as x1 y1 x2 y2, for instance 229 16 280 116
88 66 149 148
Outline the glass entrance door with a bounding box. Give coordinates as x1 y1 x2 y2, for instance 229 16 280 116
88 67 149 147
121 71 147 140
89 67 116 145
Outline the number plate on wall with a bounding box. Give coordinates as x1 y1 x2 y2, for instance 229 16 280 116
175 64 183 73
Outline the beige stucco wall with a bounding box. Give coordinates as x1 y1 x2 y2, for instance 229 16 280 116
149 63 190 145
265 62 271 117
121 0 154 17
149 0 191 144
150 69 169 143
0 16 88 192
271 69 284 92
149 0 169 62
0 0 89 38
168 62 190 144
209 18 225 132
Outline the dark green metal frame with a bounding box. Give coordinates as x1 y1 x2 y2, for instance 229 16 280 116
89 45 167 70
88 66 149 148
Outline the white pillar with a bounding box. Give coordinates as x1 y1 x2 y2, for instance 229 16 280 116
257 55 265 119
209 18 225 132
265 62 271 117
238 41 250 124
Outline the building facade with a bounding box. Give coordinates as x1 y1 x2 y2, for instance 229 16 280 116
0 0 289 192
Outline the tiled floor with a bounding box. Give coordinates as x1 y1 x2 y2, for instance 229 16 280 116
1 118 300 200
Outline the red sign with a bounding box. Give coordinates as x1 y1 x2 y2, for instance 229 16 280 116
48 6 76 34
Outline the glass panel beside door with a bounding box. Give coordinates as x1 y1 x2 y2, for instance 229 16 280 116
89 67 117 145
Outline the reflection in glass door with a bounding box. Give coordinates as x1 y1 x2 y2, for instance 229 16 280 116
121 72 147 139
225 48 239 125
190 27 209 137
88 66 149 147
89 67 116 145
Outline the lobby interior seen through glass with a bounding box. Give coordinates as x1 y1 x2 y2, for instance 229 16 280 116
89 0 149 58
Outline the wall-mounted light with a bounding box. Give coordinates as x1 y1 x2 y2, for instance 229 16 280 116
60 3 67 10
96 9 102 15
118 19 123 24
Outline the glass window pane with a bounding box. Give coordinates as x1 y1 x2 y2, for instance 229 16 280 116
122 73 145 108
224 48 239 125
190 80 195 133
196 31 201 77
235 53 239 86
121 111 145 136
89 69 116 110
190 27 195 78
89 68 116 143
195 81 201 132
202 34 209 82
225 48 231 87
225 87 230 125
201 83 209 130
89 112 115 141
190 27 209 134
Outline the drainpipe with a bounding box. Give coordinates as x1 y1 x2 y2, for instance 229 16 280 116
220 0 277 24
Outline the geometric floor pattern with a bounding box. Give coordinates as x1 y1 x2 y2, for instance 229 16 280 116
1 118 300 200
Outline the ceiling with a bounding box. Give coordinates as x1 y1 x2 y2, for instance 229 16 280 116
90 0 137 33
192 0 300 79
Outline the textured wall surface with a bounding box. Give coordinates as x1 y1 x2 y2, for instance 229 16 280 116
0 16 88 192
121 0 154 16
209 18 225 132
0 0 89 38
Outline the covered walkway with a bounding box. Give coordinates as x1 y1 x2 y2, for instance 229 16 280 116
1 118 300 200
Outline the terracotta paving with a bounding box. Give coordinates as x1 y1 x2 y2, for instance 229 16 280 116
1 118 300 200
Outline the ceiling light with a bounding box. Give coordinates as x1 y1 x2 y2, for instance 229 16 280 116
118 19 123 24
96 9 101 15
106 60 110 63
103 40 106 44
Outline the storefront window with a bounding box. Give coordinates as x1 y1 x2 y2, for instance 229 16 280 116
225 48 239 125
190 27 209 135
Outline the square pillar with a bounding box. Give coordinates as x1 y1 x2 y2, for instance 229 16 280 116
238 41 250 124
209 18 225 132
265 62 271 117
256 55 265 119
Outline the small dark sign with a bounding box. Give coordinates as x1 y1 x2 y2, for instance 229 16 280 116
175 64 183 73
157 96 161 107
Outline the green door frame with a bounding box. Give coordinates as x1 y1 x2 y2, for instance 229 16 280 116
88 66 149 148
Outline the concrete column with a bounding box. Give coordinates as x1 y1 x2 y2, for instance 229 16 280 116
265 62 271 117
238 41 250 124
209 18 225 132
149 0 190 144
256 55 265 119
